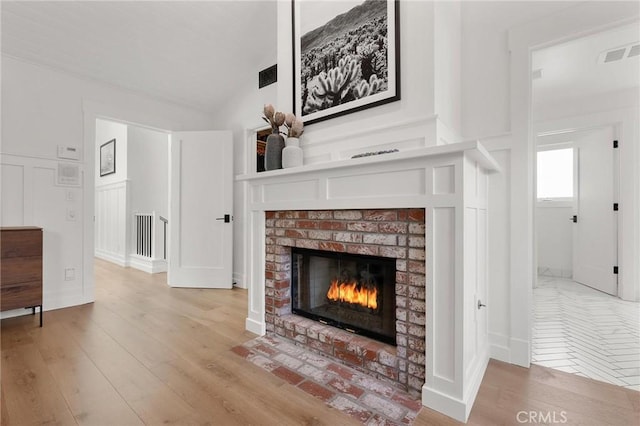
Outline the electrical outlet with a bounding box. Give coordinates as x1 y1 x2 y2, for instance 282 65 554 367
64 268 75 281
66 190 75 201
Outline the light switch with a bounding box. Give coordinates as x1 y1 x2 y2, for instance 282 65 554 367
64 268 75 281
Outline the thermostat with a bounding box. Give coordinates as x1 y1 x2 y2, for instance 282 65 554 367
57 145 80 160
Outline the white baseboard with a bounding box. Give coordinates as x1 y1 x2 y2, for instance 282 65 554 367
489 332 511 363
245 317 265 336
129 254 167 274
422 349 489 423
233 272 247 289
44 292 94 312
95 249 127 267
0 292 94 320
489 333 531 367
510 337 531 367
422 386 467 423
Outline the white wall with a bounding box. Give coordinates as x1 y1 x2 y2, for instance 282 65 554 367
536 205 573 278
534 87 640 123
1 55 216 317
434 1 461 137
460 1 583 139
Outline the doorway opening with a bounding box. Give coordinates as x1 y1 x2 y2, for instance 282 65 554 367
530 23 639 391
93 118 170 283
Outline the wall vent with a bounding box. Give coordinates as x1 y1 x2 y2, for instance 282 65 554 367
604 48 626 63
259 64 277 89
598 43 640 64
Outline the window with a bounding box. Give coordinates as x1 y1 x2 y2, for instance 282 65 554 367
537 148 573 200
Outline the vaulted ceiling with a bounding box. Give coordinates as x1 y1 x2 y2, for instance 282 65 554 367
2 1 637 117
1 1 277 113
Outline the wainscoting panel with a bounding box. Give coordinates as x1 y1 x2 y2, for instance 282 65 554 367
95 180 129 266
1 163 25 225
328 169 426 199
432 207 456 383
0 153 88 314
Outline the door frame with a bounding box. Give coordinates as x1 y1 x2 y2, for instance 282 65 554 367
507 4 639 367
82 100 181 296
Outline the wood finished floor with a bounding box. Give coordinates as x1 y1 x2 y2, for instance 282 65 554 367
1 259 638 425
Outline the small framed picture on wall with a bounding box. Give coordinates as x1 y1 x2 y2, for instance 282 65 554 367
100 139 116 176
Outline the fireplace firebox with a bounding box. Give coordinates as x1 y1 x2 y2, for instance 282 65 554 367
291 248 396 345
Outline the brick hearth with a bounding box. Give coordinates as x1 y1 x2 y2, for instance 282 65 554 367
264 208 426 395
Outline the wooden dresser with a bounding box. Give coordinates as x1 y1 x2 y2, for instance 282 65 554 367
1 227 43 326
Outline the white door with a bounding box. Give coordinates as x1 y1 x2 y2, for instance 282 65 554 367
573 126 617 295
168 131 233 288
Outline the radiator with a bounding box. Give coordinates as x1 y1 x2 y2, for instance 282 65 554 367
135 214 153 258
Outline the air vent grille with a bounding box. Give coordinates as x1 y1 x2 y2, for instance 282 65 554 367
604 48 626 63
259 64 277 89
599 43 640 64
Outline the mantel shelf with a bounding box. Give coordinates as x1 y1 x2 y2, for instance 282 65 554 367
236 140 501 182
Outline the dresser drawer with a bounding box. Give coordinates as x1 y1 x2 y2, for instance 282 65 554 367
1 229 42 258
1 256 42 285
0 281 42 311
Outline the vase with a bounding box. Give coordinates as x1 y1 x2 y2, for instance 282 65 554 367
282 137 303 168
264 132 285 171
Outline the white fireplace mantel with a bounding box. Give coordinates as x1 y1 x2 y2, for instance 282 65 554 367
237 140 499 422
237 140 499 183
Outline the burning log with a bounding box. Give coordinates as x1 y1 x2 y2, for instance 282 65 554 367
326 277 378 310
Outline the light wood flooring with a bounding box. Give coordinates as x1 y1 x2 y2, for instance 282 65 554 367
1 259 638 425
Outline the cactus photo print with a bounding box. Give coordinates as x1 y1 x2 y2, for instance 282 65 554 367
293 0 400 125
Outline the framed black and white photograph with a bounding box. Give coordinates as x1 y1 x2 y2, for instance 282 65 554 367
293 0 400 126
100 139 116 176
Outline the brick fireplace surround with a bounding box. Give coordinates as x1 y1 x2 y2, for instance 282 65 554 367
264 208 426 395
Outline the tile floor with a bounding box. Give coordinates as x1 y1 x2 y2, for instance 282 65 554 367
232 335 422 425
533 276 640 391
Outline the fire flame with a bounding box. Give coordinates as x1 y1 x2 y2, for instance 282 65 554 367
327 279 378 309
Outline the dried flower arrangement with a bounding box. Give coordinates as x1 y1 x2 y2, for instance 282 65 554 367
262 104 285 134
263 104 304 138
284 113 304 138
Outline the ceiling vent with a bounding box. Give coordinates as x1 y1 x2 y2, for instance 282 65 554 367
598 43 640 64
